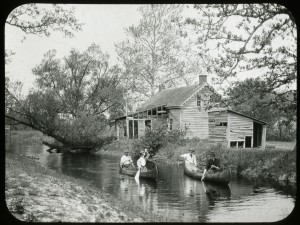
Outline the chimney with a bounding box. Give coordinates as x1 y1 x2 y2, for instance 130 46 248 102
159 84 165 92
199 75 207 85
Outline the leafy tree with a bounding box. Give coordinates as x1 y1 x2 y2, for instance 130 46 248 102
226 78 296 141
116 4 202 105
5 44 124 151
5 4 83 64
186 4 296 97
6 3 82 38
5 3 84 125
186 4 296 141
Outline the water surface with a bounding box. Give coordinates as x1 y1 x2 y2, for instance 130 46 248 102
7 132 295 222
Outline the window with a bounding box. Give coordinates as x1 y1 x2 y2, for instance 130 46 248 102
230 141 237 148
197 95 201 106
152 108 157 116
145 120 151 130
215 122 227 126
238 141 244 148
169 118 173 130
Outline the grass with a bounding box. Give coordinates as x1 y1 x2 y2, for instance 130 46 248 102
265 141 296 150
99 139 296 185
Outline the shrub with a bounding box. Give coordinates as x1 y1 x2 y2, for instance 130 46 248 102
132 123 191 157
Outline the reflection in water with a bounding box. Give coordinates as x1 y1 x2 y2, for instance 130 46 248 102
202 182 231 205
8 132 296 222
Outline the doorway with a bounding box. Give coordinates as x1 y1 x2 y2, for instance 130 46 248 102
253 122 263 147
245 136 252 148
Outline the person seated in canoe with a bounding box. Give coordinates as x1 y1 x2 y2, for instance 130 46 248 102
201 151 220 181
144 148 156 170
137 150 148 172
180 149 197 167
120 151 135 169
144 148 151 160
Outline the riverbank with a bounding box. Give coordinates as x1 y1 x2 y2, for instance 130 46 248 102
5 152 167 222
94 139 296 187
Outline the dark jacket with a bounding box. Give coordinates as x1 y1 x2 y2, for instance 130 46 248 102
206 158 220 171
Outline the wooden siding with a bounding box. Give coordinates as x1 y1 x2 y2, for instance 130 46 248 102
208 111 228 143
183 86 215 108
183 95 197 107
169 109 181 130
228 112 253 141
181 108 208 139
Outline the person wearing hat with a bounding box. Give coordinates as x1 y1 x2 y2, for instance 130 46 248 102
137 150 147 172
120 151 135 169
144 148 152 160
180 149 197 167
201 151 220 181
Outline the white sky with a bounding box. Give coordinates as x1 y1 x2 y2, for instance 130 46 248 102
5 4 142 95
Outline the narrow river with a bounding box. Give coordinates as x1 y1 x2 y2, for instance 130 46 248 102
7 132 295 222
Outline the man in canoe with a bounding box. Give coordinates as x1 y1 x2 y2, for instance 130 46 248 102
180 149 197 167
120 151 135 169
201 151 220 181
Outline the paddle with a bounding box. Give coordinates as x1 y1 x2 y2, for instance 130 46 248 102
135 168 140 180
201 167 212 181
201 180 207 193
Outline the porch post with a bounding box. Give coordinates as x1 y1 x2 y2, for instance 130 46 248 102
116 123 120 140
133 119 135 139
126 118 129 139
262 125 267 149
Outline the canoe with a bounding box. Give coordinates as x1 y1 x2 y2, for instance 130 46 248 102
184 162 230 184
119 162 158 180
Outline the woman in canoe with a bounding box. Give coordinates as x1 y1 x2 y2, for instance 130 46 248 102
137 150 148 172
201 151 220 181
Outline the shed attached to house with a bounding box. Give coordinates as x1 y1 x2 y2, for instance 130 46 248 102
111 75 267 149
208 108 267 149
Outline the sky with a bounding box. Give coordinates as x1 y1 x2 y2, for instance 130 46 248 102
5 4 142 95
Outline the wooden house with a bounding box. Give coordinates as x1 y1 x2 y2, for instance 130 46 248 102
112 75 267 149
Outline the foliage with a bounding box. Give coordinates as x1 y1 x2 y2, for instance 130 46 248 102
186 4 296 139
226 78 296 141
186 4 296 92
5 4 83 68
5 44 124 149
132 123 168 156
132 121 190 156
6 4 82 38
116 4 202 106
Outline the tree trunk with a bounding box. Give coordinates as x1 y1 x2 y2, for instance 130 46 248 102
43 141 94 153
5 115 96 153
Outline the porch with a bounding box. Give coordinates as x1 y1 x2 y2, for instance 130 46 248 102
112 105 168 139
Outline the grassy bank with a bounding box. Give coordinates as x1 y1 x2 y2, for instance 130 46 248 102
96 139 296 185
5 152 168 222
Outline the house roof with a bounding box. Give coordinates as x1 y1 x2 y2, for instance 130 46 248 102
137 83 218 112
208 108 267 125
